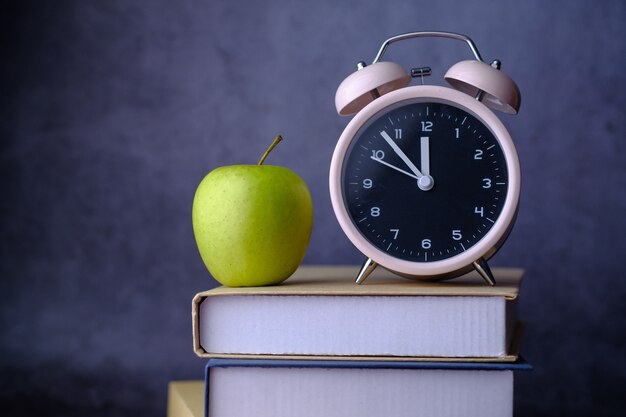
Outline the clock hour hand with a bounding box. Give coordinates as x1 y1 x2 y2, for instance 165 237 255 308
420 136 430 176
380 130 434 191
419 136 435 190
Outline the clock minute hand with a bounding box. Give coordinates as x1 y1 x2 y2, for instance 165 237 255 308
380 131 424 179
379 130 434 191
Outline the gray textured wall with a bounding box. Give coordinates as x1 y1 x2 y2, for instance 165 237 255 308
1 1 625 416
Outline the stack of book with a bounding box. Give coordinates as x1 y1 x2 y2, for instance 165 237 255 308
168 265 531 417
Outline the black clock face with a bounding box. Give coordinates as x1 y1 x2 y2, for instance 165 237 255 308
342 99 508 263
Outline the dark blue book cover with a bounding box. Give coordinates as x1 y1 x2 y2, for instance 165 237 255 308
205 357 532 371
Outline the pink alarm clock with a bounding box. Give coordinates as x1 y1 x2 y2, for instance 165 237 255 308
329 31 521 285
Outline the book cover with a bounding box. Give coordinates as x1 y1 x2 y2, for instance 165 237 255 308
204 357 532 417
192 265 524 361
167 381 204 417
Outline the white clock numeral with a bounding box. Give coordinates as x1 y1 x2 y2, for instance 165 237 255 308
363 178 373 189
475 206 484 217
421 121 433 132
371 207 380 217
455 127 460 139
482 178 492 189
390 228 399 239
452 230 462 241
421 239 432 249
394 129 402 139
372 150 385 160
474 149 483 160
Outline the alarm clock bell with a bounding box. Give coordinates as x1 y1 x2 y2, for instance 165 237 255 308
336 33 520 117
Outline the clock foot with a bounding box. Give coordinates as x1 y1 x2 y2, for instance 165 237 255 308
473 258 496 286
355 258 378 284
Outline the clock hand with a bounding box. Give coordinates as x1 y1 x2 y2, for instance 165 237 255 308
380 131 424 179
370 155 419 180
420 136 430 176
380 130 434 191
418 136 435 190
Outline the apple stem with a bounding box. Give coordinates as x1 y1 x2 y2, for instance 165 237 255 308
258 135 283 165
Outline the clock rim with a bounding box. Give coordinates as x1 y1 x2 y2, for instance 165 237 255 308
329 85 521 278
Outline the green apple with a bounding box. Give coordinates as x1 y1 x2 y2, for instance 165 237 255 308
192 136 313 286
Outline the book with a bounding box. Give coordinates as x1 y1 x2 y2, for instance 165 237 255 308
192 265 523 361
167 381 204 417
203 358 532 417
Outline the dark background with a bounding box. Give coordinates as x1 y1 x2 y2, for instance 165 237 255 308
1 1 625 416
